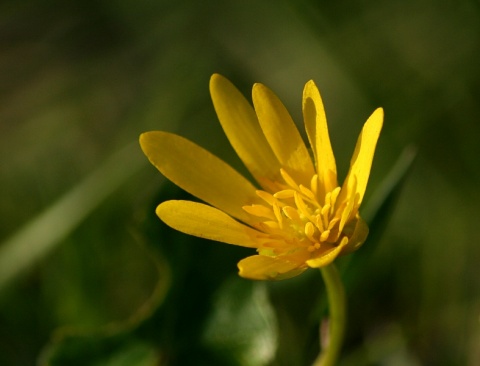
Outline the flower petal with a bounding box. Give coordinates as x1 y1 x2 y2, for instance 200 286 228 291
337 108 384 207
340 215 369 255
238 255 307 280
305 237 350 268
157 200 261 248
252 83 315 187
140 131 261 223
303 80 338 197
210 74 282 190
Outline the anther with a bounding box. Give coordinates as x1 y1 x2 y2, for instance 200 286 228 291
328 217 340 230
280 169 299 190
242 204 275 220
330 187 341 207
294 192 313 222
320 230 330 242
274 189 295 199
299 185 317 202
256 190 276 206
310 174 319 196
305 222 316 242
282 206 302 224
315 214 325 231
272 203 283 229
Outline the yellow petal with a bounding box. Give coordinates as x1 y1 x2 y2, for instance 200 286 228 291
156 200 261 248
237 255 307 280
340 215 369 255
337 108 384 207
305 237 349 268
338 175 357 234
140 131 260 224
252 83 315 187
210 74 282 189
302 80 338 197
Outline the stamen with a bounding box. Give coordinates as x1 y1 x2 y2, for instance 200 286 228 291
282 206 302 225
242 204 275 220
308 242 321 252
321 204 331 228
294 192 312 219
256 190 276 206
243 167 353 259
338 236 349 248
305 222 316 242
321 204 330 217
328 217 340 230
330 187 341 208
339 194 355 233
274 189 295 199
299 185 317 202
280 169 300 190
314 214 325 231
325 191 332 207
320 229 330 242
257 221 280 232
338 176 357 232
272 203 283 229
310 174 319 196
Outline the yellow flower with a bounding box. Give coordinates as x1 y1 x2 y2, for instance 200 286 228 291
140 74 383 280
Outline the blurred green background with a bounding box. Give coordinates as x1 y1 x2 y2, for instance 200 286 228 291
1 0 479 365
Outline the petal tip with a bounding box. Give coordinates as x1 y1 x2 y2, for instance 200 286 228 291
252 82 268 95
375 107 384 118
139 131 148 140
304 79 317 89
155 200 167 218
372 107 384 121
210 73 224 86
139 131 154 154
364 107 384 133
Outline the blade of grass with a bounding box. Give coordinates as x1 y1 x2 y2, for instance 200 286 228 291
0 141 147 291
362 145 417 225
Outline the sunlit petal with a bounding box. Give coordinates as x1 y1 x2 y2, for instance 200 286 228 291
238 255 307 280
210 74 282 189
305 237 350 268
303 80 338 198
252 83 315 187
157 200 261 248
340 216 369 255
338 176 357 233
140 131 261 224
338 108 384 207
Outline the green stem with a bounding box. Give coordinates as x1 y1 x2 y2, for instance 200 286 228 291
313 264 346 366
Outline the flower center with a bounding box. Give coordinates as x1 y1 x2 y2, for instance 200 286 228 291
243 169 350 256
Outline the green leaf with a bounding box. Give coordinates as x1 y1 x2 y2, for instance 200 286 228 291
39 332 159 366
203 277 278 366
362 145 417 246
37 242 170 366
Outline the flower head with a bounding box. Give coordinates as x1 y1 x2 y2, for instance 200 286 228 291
140 74 383 280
